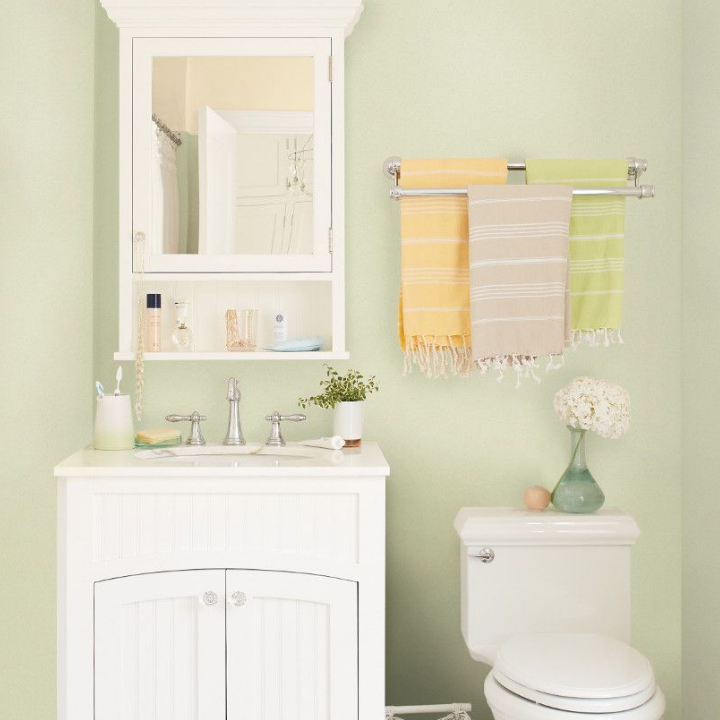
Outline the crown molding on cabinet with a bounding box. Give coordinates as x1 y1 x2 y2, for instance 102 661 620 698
99 0 364 35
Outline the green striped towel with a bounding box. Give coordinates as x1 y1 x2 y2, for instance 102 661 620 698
526 159 627 346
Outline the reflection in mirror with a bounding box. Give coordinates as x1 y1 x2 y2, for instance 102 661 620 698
151 56 314 256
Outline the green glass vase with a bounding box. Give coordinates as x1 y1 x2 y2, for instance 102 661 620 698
551 428 606 514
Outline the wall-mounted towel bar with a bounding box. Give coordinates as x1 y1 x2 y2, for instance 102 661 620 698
382 157 655 200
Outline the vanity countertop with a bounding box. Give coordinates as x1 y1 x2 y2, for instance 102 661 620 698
55 441 390 478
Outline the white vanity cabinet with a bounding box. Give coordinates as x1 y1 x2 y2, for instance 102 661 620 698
56 443 388 720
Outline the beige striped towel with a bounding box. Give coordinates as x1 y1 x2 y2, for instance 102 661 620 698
468 184 573 381
399 158 508 377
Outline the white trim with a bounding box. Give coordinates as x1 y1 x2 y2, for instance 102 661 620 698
216 110 313 134
100 0 364 37
113 350 349 361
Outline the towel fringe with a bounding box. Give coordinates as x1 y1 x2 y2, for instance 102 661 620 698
404 335 472 379
473 354 546 386
405 330 620 383
568 328 623 349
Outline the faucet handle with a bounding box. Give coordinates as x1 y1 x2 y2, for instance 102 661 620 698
268 413 306 422
166 411 207 446
265 411 306 447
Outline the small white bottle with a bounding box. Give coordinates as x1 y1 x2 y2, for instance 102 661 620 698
171 300 194 351
273 311 288 343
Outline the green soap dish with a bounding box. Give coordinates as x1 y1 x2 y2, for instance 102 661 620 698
134 438 183 449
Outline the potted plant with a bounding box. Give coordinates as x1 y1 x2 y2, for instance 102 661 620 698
299 366 379 447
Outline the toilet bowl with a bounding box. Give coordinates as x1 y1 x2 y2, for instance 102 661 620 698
483 633 665 720
453 508 666 720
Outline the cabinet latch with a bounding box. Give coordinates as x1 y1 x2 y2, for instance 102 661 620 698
328 55 333 83
328 227 334 253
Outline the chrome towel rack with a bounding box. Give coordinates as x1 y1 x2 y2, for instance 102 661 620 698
382 157 655 200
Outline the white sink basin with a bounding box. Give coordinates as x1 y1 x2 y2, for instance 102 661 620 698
134 443 340 468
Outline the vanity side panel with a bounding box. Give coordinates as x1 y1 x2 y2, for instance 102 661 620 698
357 476 386 720
57 477 96 720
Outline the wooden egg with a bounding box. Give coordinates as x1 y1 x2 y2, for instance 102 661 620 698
523 485 551 511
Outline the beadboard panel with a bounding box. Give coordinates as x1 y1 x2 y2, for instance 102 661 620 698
121 599 200 719
95 570 226 720
226 570 357 720
92 492 359 565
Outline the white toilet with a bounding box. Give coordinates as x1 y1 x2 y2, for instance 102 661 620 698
454 508 665 720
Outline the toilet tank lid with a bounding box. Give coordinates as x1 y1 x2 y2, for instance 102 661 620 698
454 507 640 547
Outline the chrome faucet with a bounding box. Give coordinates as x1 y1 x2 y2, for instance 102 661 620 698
223 378 246 446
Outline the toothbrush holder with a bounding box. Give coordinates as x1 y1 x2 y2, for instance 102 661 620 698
94 395 135 451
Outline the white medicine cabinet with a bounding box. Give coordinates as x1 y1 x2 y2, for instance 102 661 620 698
101 0 364 360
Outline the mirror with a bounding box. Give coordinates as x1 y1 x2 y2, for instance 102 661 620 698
150 56 315 257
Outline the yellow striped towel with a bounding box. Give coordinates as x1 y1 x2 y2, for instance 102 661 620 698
399 158 508 377
526 159 628 346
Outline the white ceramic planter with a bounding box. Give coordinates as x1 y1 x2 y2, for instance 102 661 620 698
333 401 364 447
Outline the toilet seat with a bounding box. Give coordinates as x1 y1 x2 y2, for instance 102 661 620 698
485 674 666 720
486 634 664 719
492 669 657 714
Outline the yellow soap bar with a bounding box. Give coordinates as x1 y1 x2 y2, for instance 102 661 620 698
136 427 182 445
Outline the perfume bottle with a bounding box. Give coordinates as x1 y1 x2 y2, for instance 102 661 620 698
171 300 194 351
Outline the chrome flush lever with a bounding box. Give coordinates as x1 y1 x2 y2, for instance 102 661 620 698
469 547 495 563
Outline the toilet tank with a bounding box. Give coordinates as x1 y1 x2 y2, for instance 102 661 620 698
454 507 640 665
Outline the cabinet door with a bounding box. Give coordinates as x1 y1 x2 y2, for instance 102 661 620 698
226 570 358 720
95 570 226 720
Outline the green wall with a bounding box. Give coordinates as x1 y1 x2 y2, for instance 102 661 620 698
682 1 720 716
2 0 688 717
0 0 95 714
94 2 683 717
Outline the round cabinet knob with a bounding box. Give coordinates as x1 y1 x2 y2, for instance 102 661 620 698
202 591 218 606
229 591 247 607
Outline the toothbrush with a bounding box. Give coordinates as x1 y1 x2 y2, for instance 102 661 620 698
95 381 105 399
114 366 123 396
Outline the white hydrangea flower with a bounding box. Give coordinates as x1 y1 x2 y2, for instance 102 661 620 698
554 377 630 440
